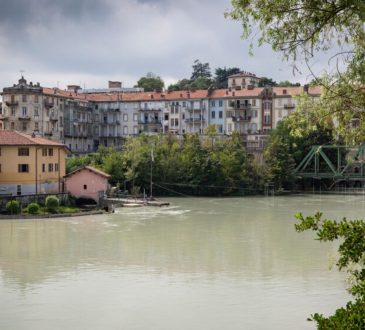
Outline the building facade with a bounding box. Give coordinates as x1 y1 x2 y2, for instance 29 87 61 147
1 76 321 153
0 131 68 196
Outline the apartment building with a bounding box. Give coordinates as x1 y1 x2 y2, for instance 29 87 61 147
1 75 321 153
0 130 68 195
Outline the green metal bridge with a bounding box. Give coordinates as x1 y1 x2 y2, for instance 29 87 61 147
295 144 365 187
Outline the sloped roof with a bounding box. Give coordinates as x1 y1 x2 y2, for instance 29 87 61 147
65 166 111 179
0 130 67 147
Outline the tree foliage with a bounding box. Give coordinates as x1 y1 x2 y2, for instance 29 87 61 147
214 67 240 88
227 0 365 144
295 212 365 329
66 134 263 196
135 74 164 92
191 59 212 80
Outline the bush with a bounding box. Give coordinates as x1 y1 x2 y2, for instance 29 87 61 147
45 195 59 213
27 202 40 214
6 200 21 214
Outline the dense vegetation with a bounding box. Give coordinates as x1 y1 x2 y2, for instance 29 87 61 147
67 132 263 196
227 0 365 326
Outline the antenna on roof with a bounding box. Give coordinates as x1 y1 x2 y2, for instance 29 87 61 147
19 69 25 78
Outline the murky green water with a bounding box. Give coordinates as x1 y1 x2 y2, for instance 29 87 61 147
1 195 363 329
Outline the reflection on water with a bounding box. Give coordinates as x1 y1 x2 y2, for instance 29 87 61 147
0 195 363 329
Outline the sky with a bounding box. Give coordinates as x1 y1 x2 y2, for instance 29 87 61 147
0 0 334 91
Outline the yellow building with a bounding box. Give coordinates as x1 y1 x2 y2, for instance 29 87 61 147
0 131 69 196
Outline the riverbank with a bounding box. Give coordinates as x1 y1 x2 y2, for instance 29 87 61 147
0 209 104 220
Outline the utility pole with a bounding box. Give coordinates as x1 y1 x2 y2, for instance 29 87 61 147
150 145 154 199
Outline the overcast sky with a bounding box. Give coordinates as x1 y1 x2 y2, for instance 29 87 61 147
0 0 334 91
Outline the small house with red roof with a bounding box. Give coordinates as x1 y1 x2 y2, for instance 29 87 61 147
64 166 111 203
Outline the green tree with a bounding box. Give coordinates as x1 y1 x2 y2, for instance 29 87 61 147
191 59 212 80
295 212 365 329
277 80 300 87
214 67 241 88
227 0 365 143
258 77 277 87
135 74 164 92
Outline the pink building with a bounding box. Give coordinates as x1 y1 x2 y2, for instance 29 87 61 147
64 166 111 203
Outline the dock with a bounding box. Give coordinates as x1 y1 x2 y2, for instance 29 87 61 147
100 197 170 211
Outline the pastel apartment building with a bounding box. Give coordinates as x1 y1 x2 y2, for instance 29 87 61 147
0 74 321 153
0 131 68 196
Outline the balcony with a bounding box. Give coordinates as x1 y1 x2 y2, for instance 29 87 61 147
18 115 31 121
185 117 206 124
229 101 251 110
139 108 162 112
50 113 58 121
232 115 251 122
186 107 206 112
284 104 295 109
44 100 54 108
5 101 18 107
44 131 53 136
138 119 162 125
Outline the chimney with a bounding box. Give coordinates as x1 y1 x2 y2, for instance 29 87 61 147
67 85 81 92
108 81 122 88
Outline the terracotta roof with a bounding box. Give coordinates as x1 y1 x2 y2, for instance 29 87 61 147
65 165 111 178
0 131 67 147
42 87 88 100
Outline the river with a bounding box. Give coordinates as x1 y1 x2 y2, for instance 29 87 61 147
0 194 363 329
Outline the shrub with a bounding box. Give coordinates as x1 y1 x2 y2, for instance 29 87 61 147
45 195 59 213
6 200 21 214
27 202 40 214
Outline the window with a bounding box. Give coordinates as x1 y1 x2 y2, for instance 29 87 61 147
171 118 174 126
182 101 186 107
22 107 27 116
228 123 232 133
252 99 256 106
18 164 29 172
175 119 179 126
164 114 169 121
22 95 27 102
22 122 27 131
133 114 138 122
264 114 271 125
42 148 47 156
48 148 53 156
123 114 128 121
219 100 223 107
55 163 59 172
84 184 87 190
11 122 15 130
123 126 128 134
34 95 39 103
211 111 216 119
18 148 29 156
42 164 46 172
211 100 216 107
219 111 223 119
34 106 39 116
48 163 53 172
11 108 15 116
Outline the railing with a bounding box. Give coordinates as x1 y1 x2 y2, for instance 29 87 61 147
284 104 295 109
44 100 54 108
185 117 206 123
18 115 31 120
138 120 162 125
5 101 18 107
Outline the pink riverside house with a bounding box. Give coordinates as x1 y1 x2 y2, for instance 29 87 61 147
64 166 111 203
